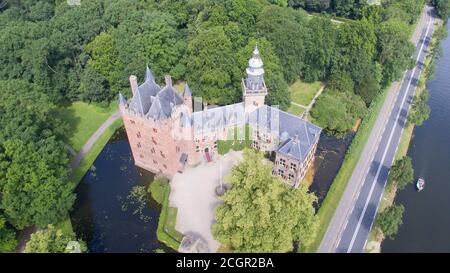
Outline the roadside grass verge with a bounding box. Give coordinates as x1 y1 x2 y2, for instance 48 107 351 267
58 101 117 152
301 84 390 253
156 181 183 251
289 80 323 106
364 22 443 252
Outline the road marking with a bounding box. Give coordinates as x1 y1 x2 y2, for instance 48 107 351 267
346 17 433 253
332 10 432 249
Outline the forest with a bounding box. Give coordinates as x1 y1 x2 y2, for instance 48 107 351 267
1 0 449 252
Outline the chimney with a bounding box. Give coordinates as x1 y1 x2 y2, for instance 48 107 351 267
129 75 138 96
164 75 172 86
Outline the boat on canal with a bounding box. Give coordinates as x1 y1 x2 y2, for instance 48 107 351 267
416 178 425 192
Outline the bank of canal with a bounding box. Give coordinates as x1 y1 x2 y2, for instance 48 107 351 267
381 20 450 252
70 129 172 253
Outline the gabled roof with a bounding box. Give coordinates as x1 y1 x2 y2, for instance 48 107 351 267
146 84 183 120
129 87 152 115
249 105 322 161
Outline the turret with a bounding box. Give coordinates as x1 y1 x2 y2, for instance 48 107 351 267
182 83 193 113
243 45 267 113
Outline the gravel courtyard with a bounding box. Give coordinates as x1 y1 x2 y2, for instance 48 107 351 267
169 151 243 253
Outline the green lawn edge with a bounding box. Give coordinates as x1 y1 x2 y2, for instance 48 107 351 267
156 181 183 251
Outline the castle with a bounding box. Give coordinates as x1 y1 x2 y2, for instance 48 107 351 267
119 46 322 188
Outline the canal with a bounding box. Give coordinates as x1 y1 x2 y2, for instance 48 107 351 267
70 129 172 253
382 21 450 252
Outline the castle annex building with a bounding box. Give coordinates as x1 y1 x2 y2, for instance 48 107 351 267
119 46 322 188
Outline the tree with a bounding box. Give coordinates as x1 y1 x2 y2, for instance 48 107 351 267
24 225 86 253
303 17 337 82
408 90 430 126
0 214 17 253
186 26 240 105
257 5 308 83
388 156 414 190
377 20 415 86
213 149 318 252
432 0 450 19
310 89 366 137
375 204 405 239
332 20 377 87
327 70 355 93
236 38 291 110
0 139 75 229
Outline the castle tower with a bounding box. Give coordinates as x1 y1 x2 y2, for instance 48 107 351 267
242 45 267 113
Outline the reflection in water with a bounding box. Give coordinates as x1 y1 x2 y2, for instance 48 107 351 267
71 129 172 253
310 133 354 209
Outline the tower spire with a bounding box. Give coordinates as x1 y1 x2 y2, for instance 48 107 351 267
242 44 268 113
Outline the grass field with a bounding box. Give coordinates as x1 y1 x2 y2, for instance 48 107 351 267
289 80 323 106
58 101 117 152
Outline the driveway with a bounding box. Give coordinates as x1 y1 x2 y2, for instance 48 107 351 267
169 151 243 253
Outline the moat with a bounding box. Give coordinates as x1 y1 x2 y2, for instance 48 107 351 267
70 129 172 253
70 127 349 252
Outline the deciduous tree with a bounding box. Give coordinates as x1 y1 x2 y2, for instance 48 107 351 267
213 149 318 252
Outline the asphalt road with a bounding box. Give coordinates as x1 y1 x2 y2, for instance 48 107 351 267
319 5 436 253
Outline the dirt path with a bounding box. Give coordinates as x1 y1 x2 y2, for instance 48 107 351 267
70 109 121 169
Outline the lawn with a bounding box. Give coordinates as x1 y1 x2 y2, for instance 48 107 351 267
148 177 168 205
157 181 183 250
58 101 117 152
287 104 306 117
289 80 323 107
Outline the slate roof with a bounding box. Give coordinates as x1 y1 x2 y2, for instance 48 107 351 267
249 105 322 161
192 103 245 133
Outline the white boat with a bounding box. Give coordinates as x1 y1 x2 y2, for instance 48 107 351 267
416 178 425 191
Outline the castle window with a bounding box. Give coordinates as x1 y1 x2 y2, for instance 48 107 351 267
279 158 286 167
290 163 296 170
289 173 295 180
153 160 158 165
278 169 284 176
137 142 142 148
152 137 157 145
160 151 166 158
151 148 155 154
130 120 136 124
136 132 141 138
176 146 180 152
196 146 200 152
153 128 157 133
139 154 144 159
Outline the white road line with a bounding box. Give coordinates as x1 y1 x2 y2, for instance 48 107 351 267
331 11 432 252
346 17 433 253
